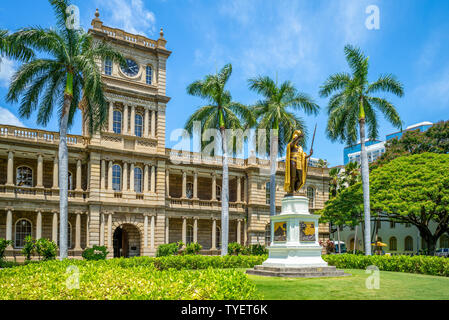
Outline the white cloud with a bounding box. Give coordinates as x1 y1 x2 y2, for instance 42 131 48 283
0 57 16 88
94 0 156 36
0 107 25 127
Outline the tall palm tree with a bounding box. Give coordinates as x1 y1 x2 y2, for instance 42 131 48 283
0 29 34 62
6 0 124 259
248 76 319 217
319 44 403 255
329 167 342 198
185 63 253 256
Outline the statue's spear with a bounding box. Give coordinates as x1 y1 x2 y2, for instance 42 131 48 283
309 124 317 154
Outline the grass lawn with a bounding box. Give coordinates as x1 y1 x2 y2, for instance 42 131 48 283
246 269 449 300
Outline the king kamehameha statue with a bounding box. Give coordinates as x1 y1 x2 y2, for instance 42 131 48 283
246 125 348 277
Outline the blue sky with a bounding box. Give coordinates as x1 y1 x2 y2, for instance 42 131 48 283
0 0 448 166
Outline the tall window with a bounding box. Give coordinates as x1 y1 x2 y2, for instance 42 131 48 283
16 166 33 187
376 220 382 229
113 110 122 134
146 65 152 85
68 171 73 190
134 167 143 193
265 223 271 245
390 221 396 229
112 165 122 191
104 58 112 75
135 114 143 137
266 182 270 205
216 185 222 201
405 236 414 251
58 222 72 249
186 225 194 244
15 219 32 248
186 182 193 199
389 237 397 251
440 234 449 248
307 187 315 208
216 226 221 249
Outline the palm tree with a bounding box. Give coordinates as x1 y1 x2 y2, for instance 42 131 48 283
343 161 361 187
329 167 342 198
0 29 34 62
185 63 253 256
6 0 124 259
319 45 403 255
248 76 319 217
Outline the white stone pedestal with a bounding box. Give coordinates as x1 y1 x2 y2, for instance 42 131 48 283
262 196 328 268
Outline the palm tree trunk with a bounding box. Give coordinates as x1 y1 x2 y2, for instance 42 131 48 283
359 117 372 255
270 128 278 216
353 225 358 254
220 127 229 256
337 226 341 253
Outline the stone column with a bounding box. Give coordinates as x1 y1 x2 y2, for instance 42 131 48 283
107 213 112 250
182 217 187 244
100 159 106 190
165 169 170 197
144 214 149 248
129 163 135 192
143 165 149 193
108 101 114 132
130 105 135 136
237 176 242 202
193 217 198 243
6 151 14 186
193 171 198 199
165 217 170 244
52 156 59 189
52 212 58 243
237 219 242 244
123 105 129 134
151 110 156 137
36 154 43 188
182 171 187 198
107 161 113 191
123 162 128 192
36 210 42 240
76 159 82 191
150 166 156 193
150 215 155 249
75 212 81 250
144 108 149 137
211 173 217 200
99 213 105 246
6 209 13 244
211 218 217 250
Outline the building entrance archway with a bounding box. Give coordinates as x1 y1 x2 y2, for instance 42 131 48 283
113 224 141 258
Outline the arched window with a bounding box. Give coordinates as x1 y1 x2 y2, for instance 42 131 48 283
216 226 221 249
186 224 194 244
405 236 414 251
307 186 315 208
134 167 143 193
113 110 122 134
266 182 270 205
16 166 33 187
216 185 222 201
68 171 73 190
389 237 397 251
112 165 122 191
15 219 32 248
440 234 449 248
58 222 72 249
146 65 152 85
135 114 143 137
186 182 193 199
104 58 112 75
265 223 271 245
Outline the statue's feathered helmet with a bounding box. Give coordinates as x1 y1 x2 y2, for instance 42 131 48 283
291 130 303 141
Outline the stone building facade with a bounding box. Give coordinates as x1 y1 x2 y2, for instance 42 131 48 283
0 11 330 259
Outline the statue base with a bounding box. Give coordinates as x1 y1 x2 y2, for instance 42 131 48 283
246 196 348 278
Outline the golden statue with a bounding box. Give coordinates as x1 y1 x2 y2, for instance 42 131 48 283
284 129 314 195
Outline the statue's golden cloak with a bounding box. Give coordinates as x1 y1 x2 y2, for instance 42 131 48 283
284 143 308 193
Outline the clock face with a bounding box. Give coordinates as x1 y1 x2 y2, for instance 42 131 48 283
120 59 139 77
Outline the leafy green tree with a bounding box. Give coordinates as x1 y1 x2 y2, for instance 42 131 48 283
185 63 253 256
247 76 319 217
319 45 404 255
6 0 124 259
329 167 343 198
322 153 449 255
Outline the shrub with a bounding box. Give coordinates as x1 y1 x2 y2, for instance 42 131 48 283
0 259 260 300
35 239 58 261
323 254 449 277
0 238 12 260
185 242 202 255
82 245 108 261
156 242 183 257
249 244 268 256
21 236 35 261
228 242 244 255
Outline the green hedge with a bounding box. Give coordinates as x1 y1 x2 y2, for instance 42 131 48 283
0 259 260 300
323 254 449 277
109 254 267 270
